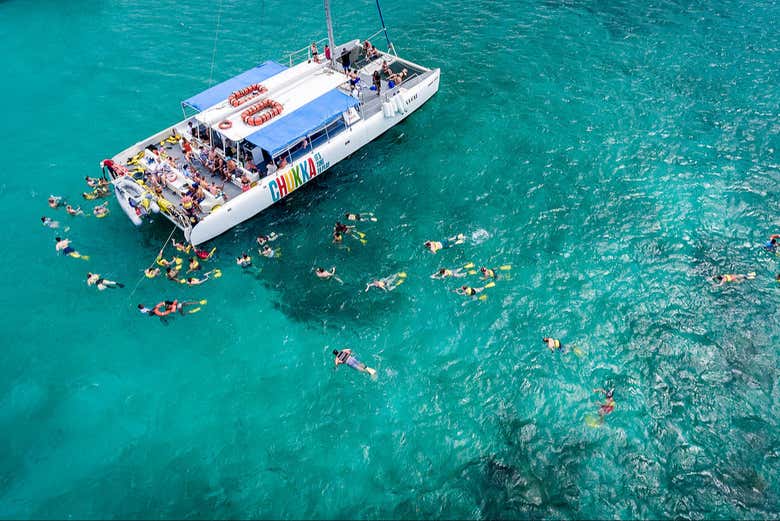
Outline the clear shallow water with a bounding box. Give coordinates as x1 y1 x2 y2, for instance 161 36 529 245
2 0 780 518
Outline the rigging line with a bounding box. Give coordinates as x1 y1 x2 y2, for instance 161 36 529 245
208 0 225 87
126 225 178 305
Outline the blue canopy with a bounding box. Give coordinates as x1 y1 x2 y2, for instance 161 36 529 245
182 61 287 112
245 89 359 156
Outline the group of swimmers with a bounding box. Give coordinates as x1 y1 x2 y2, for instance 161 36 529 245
709 232 780 286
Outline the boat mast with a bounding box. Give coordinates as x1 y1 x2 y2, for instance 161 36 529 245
324 0 336 67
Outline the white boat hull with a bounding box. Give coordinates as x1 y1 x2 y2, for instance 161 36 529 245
188 68 440 244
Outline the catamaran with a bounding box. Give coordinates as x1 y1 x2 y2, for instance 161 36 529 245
101 1 440 245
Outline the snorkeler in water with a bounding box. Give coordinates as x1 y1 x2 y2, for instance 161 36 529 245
260 244 280 258
65 204 85 216
762 234 780 253
542 337 564 352
713 272 755 286
93 201 109 218
86 272 124 290
48 195 64 209
424 233 466 254
172 238 192 254
594 387 615 417
344 211 377 222
236 253 252 268
166 266 181 281
181 269 221 285
365 272 406 292
41 216 60 229
55 237 88 260
145 267 160 279
430 267 468 279
315 266 343 283
455 281 494 297
187 257 201 273
194 247 216 260
156 251 182 268
256 232 280 246
333 348 376 377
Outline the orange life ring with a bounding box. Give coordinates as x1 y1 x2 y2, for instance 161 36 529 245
218 120 232 130
228 83 268 107
166 171 177 183
153 302 172 316
241 99 284 126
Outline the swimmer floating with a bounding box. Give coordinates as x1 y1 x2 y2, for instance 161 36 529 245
333 348 376 377
365 272 406 292
424 233 466 254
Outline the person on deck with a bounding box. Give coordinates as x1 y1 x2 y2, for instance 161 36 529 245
324 44 331 61
340 47 351 73
372 70 381 96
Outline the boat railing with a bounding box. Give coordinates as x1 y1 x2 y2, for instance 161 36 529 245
284 37 330 67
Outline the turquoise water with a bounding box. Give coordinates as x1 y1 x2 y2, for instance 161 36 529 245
2 0 780 518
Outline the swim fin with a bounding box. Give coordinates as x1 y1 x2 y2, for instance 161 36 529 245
468 270 477 275
213 269 222 278
187 307 202 314
78 255 90 261
478 294 488 301
366 367 377 377
117 283 125 288
573 346 585 357
748 272 756 279
463 262 475 269
370 217 378 222
354 231 366 238
199 299 208 305
499 264 512 271
398 272 407 278
584 413 603 428
483 282 496 289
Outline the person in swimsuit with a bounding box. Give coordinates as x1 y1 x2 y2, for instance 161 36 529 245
187 257 201 273
181 269 220 285
594 388 615 417
455 281 494 297
480 267 496 279
365 272 406 292
260 244 280 258
156 253 182 268
145 267 160 278
543 337 564 352
315 266 343 283
86 272 124 291
93 201 110 218
41 216 60 229
333 231 344 244
424 233 466 254
256 232 279 246
345 212 377 222
166 266 181 281
430 267 467 279
236 253 252 268
333 348 376 376
55 237 88 260
48 195 64 209
334 221 353 235
172 238 192 254
763 234 780 253
713 273 755 285
65 205 84 216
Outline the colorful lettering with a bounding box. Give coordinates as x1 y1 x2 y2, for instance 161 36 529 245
292 165 303 187
285 171 295 190
276 175 288 197
268 179 280 201
299 160 310 181
308 157 318 178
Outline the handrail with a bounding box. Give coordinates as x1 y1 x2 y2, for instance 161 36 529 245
285 37 329 67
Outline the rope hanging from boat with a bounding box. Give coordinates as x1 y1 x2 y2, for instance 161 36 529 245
375 0 394 54
125 225 179 304
208 0 225 87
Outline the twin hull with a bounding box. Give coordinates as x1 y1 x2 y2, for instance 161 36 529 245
187 69 440 245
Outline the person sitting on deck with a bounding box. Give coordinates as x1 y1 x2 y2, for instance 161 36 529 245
388 68 409 85
278 156 288 169
226 158 238 179
367 44 380 61
381 60 392 76
266 161 278 175
241 174 251 192
244 157 258 173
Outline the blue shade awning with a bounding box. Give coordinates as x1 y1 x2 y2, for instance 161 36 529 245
182 61 287 112
245 89 359 156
